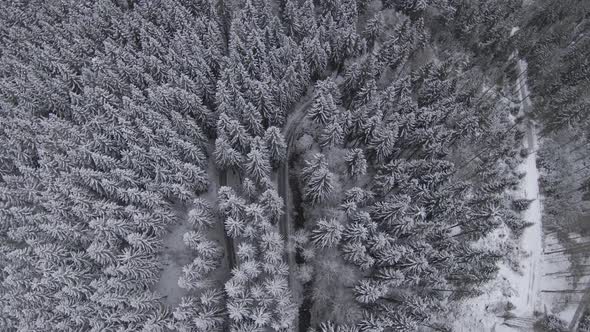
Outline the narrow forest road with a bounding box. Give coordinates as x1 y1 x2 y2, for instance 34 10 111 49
278 98 313 280
498 59 544 331
515 58 543 317
218 93 310 275
278 96 313 332
277 75 338 270
492 57 544 332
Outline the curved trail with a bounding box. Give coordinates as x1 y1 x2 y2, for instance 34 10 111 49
278 97 313 280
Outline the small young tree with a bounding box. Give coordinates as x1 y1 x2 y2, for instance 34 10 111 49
512 198 534 212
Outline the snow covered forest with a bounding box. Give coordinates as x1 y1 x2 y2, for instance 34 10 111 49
0 0 588 331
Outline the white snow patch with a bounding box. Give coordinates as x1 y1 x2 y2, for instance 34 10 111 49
540 233 590 324
155 216 192 307
452 58 545 331
154 141 230 308
501 119 543 318
492 59 544 327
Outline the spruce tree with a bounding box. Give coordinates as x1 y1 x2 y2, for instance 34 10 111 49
264 126 287 167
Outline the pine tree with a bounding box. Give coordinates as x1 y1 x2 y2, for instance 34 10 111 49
304 33 329 78
301 153 329 182
311 218 344 248
303 163 336 205
184 231 223 259
214 134 245 171
344 148 368 179
218 186 246 220
342 242 375 270
188 198 215 229
241 178 259 200
353 279 387 304
319 122 345 148
365 13 384 49
512 198 534 212
264 126 287 167
126 232 163 254
241 101 265 137
307 79 341 126
227 120 253 154
258 188 284 224
369 123 399 164
245 139 272 185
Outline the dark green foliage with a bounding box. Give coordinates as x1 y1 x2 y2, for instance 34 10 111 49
0 0 223 329
533 314 568 332
518 0 590 132
0 0 548 330
512 198 534 212
579 310 590 332
516 0 590 246
504 212 534 237
302 52 525 329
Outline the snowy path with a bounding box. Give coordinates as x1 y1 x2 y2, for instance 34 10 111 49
511 59 543 317
454 58 545 332
492 59 544 332
278 94 313 289
275 91 314 332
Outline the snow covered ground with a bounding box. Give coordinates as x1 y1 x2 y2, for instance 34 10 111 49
154 206 193 307
452 55 590 331
540 234 590 327
453 121 544 331
154 143 231 308
506 59 543 317
540 234 584 319
453 58 546 331
492 59 544 331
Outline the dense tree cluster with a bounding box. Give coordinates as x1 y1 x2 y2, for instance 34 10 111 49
0 0 541 331
580 310 590 332
298 54 526 327
0 0 220 330
516 0 590 261
518 0 590 133
533 314 568 332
